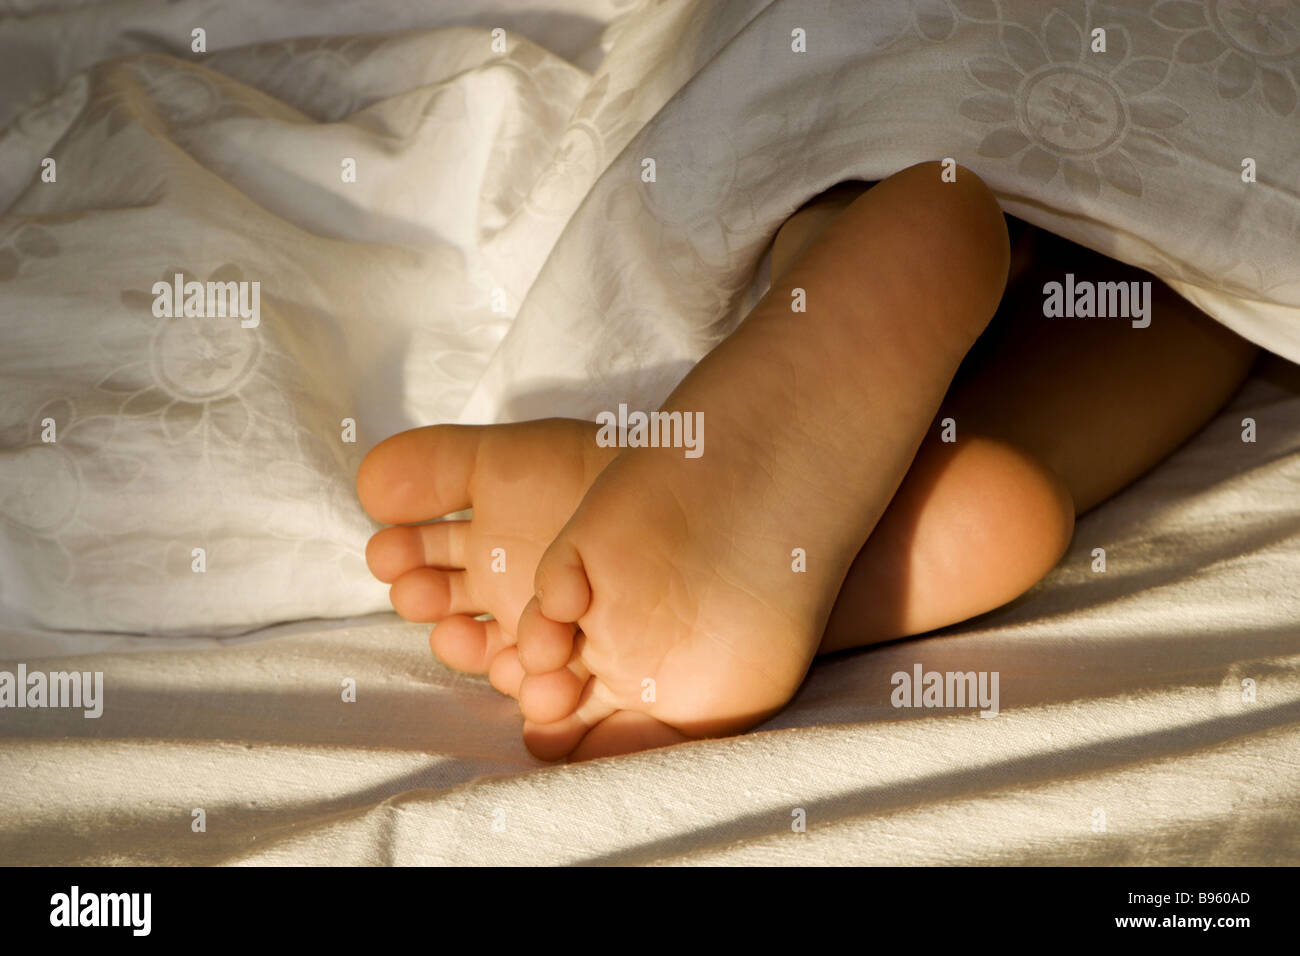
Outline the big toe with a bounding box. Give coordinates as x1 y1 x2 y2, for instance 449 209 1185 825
356 424 478 525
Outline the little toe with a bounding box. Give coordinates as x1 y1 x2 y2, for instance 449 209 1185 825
429 614 508 674
390 567 477 621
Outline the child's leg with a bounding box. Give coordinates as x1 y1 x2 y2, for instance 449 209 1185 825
782 195 1260 653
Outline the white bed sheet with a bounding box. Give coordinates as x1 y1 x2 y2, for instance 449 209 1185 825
2 356 1298 865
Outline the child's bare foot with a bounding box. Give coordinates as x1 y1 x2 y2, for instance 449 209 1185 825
514 162 1010 760
356 419 615 695
358 163 1252 763
356 184 1020 708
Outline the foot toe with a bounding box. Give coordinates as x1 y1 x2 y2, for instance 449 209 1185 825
390 567 476 621
569 710 694 762
521 674 613 760
357 424 479 525
534 537 591 623
522 712 594 762
519 666 585 724
488 646 526 698
515 595 576 674
428 614 508 674
366 521 468 582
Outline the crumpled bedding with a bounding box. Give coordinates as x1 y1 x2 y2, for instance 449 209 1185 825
1 0 1298 864
2 356 1298 865
2 0 1299 636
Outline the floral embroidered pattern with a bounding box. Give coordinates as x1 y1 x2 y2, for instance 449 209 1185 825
963 10 1184 197
0 223 58 282
2 0 1297 638
110 266 264 444
1154 0 1299 115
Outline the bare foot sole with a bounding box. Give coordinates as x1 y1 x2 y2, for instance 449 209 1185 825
514 161 1010 761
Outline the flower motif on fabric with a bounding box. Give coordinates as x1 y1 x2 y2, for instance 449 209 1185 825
0 400 87 586
0 404 80 536
108 266 264 445
128 58 261 130
205 34 393 122
911 0 1006 41
1154 0 1299 115
0 224 59 282
962 10 1184 198
525 72 639 220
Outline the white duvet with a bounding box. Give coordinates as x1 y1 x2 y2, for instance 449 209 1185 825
1 0 1298 865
